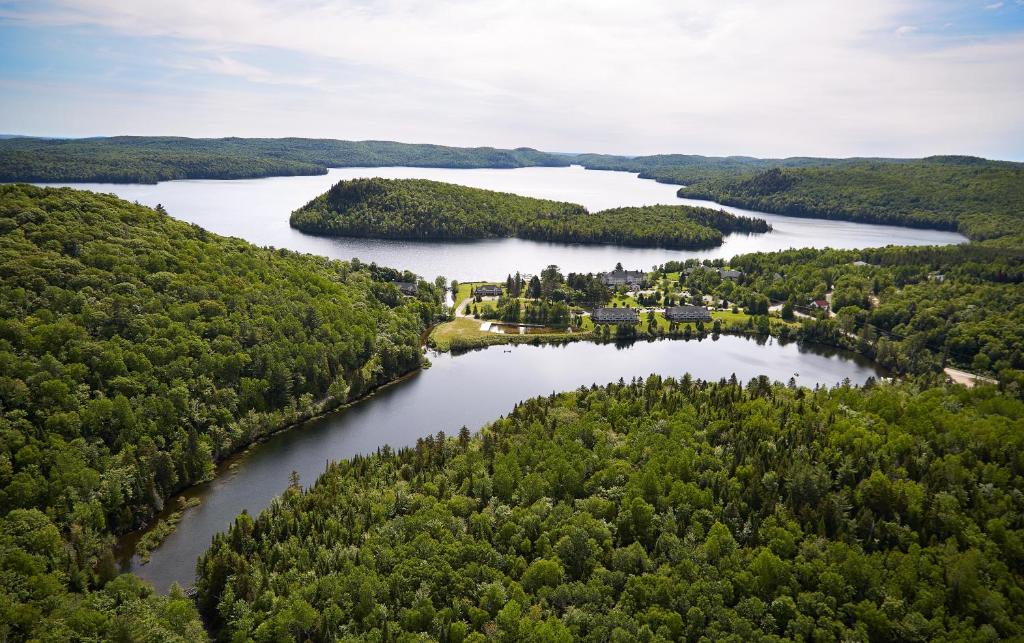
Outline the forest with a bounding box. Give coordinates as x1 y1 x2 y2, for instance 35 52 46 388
290 178 769 249
571 154 1024 242
0 185 445 640
197 376 1024 642
0 137 571 184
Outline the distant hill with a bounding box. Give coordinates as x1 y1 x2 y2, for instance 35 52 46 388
290 177 770 249
0 136 572 183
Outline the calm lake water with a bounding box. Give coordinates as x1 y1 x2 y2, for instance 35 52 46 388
44 165 966 281
123 336 886 591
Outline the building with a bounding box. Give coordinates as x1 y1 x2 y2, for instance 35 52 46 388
684 266 742 280
929 272 946 283
474 284 503 297
600 269 646 288
591 307 639 324
810 299 830 311
665 305 712 323
852 260 870 267
393 281 418 296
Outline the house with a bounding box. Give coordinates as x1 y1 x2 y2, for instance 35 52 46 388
591 307 639 324
393 281 418 296
474 284 503 297
717 268 743 280
810 299 830 311
600 269 646 288
665 305 712 323
929 272 946 283
852 260 870 267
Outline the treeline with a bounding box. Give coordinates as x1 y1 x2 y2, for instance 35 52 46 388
0 185 444 639
571 154 1024 242
197 377 1024 641
290 178 769 249
0 136 571 183
660 244 1024 392
672 160 1024 241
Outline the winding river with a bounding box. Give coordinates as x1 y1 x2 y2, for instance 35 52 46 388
39 165 964 591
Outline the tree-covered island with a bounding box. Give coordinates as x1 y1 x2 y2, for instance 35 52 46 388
289 178 770 249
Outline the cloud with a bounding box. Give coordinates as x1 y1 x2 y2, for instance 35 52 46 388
985 2 1003 9
1 0 1022 159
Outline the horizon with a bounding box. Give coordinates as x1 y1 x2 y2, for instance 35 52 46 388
2 132 1023 164
1 1 1023 161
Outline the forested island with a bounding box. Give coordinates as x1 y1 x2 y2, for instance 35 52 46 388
0 137 570 183
289 178 770 249
0 185 445 639
197 376 1024 641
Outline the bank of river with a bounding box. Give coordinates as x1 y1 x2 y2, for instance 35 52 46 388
41 165 966 281
122 336 886 591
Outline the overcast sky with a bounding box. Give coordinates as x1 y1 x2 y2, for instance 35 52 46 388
1 0 1022 159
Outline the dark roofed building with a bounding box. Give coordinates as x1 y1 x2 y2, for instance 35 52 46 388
600 269 646 288
665 305 711 323
474 284 503 297
591 307 639 324
717 268 742 280
393 281 418 296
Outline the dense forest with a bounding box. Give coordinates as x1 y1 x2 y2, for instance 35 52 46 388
197 376 1024 642
0 137 571 183
569 154 1024 242
290 178 769 249
0 185 445 639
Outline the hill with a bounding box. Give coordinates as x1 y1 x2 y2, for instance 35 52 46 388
290 178 770 249
0 184 445 639
0 136 571 183
197 376 1024 641
570 154 1024 242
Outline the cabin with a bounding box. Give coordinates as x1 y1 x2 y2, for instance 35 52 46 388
852 260 870 267
393 281 418 296
474 284 503 297
600 269 646 288
665 305 712 323
810 299 830 311
929 272 946 283
591 307 639 324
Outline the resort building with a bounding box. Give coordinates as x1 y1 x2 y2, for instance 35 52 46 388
592 307 640 324
474 284 503 297
600 269 646 288
665 305 712 323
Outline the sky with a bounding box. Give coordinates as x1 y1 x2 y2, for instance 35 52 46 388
0 0 1022 159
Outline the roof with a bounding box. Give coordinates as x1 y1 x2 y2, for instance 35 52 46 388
474 284 503 295
592 307 639 323
812 299 829 308
392 281 418 295
600 269 646 285
665 305 711 322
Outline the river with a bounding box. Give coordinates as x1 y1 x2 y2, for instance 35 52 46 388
122 337 887 591
43 165 966 281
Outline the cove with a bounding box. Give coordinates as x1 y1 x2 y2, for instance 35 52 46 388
42 165 967 281
122 335 886 591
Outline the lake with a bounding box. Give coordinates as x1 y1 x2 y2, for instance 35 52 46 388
121 336 887 591
44 165 966 281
